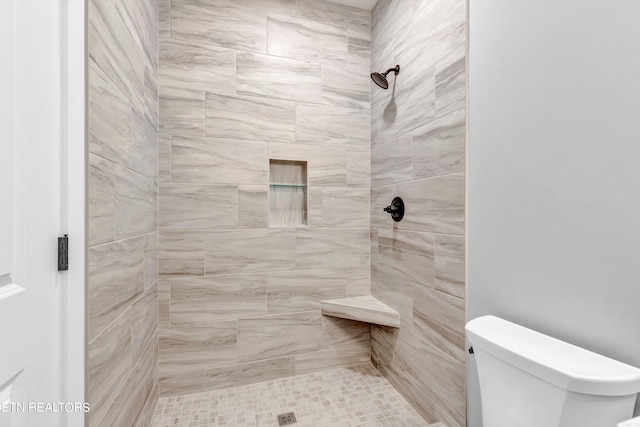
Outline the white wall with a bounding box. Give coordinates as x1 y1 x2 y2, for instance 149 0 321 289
467 0 640 425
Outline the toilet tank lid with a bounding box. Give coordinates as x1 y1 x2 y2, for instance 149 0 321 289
466 315 640 396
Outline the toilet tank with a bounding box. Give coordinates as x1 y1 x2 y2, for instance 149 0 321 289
466 316 640 427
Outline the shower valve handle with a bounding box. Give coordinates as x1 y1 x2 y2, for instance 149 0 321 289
383 197 405 222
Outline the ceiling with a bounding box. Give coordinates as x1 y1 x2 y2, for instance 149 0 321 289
325 0 379 10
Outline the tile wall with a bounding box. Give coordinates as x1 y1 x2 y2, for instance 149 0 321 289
369 0 467 426
157 0 372 397
87 0 160 425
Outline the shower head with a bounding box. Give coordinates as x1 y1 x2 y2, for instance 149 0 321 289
371 65 400 89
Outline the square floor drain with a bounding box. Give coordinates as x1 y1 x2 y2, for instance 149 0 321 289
277 411 297 425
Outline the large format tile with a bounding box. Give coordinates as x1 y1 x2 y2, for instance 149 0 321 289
159 184 238 230
159 370 204 397
159 320 237 374
205 93 295 142
321 296 400 328
171 136 268 184
158 0 170 37
237 311 322 363
159 231 205 276
158 135 171 182
131 109 159 180
159 38 235 94
296 104 369 148
413 284 465 363
268 14 347 67
88 237 144 341
159 86 204 137
115 0 157 72
170 275 267 324
347 149 370 188
377 229 435 286
321 64 369 110
89 154 116 246
371 266 413 325
321 188 369 227
205 229 296 275
131 284 158 364
347 266 370 297
435 44 466 118
296 228 369 270
266 269 347 314
144 232 159 290
347 31 371 75
236 51 322 103
371 134 413 187
204 357 295 392
412 108 465 180
269 142 348 187
297 0 370 35
88 310 132 427
238 185 268 228
434 234 465 299
115 166 157 240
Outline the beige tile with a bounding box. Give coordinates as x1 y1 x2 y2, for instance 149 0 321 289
347 149 370 188
205 229 296 275
268 14 347 67
347 266 370 297
159 38 235 94
88 310 132 427
171 136 268 184
237 311 322 363
158 280 170 328
159 86 204 137
159 184 238 230
322 315 370 349
434 234 465 299
131 285 158 364
307 187 323 227
413 284 465 363
89 154 115 246
266 269 347 314
377 229 435 286
296 228 369 270
115 166 157 240
159 231 205 276
158 0 170 37
321 188 369 227
170 275 266 324
321 64 369 110
158 134 171 183
371 266 413 325
269 142 348 187
159 320 237 374
297 0 370 35
131 99 158 180
435 44 466 119
88 237 144 342
159 370 204 397
295 346 369 375
115 0 157 73
144 232 158 290
236 51 322 103
320 295 400 328
347 30 371 74
412 108 465 180
205 92 295 142
371 134 413 187
238 185 268 228
370 184 394 229
204 357 295 392
296 104 369 148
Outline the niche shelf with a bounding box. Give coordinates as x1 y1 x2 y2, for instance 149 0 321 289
321 296 400 328
269 160 308 227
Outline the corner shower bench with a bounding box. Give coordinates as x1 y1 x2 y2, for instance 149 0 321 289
320 295 400 328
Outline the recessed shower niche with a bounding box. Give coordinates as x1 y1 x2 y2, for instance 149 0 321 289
269 160 308 227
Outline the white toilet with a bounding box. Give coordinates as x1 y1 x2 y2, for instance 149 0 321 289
466 315 640 427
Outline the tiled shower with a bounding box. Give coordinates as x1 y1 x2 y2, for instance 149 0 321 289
87 0 466 425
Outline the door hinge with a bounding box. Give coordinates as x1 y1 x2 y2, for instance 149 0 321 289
58 234 68 271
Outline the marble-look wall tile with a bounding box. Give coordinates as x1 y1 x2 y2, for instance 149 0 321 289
159 370 204 397
88 310 132 427
158 280 170 328
88 237 144 342
144 67 159 130
160 38 235 94
307 188 323 227
205 357 295 392
347 31 372 75
296 228 369 270
205 93 295 142
321 188 369 227
377 229 435 286
268 14 347 67
159 184 238 230
238 185 268 228
158 134 171 183
115 166 157 240
89 155 116 246
171 136 268 184
170 275 267 324
347 267 370 297
371 0 415 51
413 284 465 363
434 234 465 300
159 320 237 374
371 266 413 325
236 51 322 103
393 173 465 235
371 134 413 187
412 108 465 180
237 311 322 363
158 0 170 37
205 229 296 275
269 142 348 187
296 0 370 35
144 232 158 290
159 86 204 137
296 104 369 148
321 64 369 110
115 0 157 73
131 285 158 364
266 269 347 314
159 231 205 276
347 150 370 188
435 44 466 118
131 109 158 180
370 185 393 229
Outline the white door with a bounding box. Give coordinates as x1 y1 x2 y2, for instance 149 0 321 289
0 1 85 426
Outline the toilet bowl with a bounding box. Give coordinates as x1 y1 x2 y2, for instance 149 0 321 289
466 316 640 427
